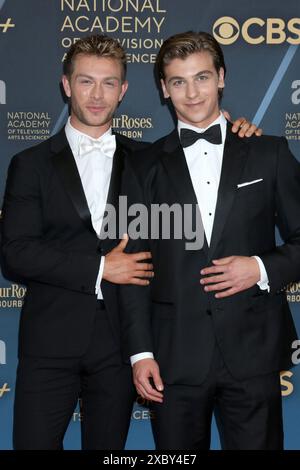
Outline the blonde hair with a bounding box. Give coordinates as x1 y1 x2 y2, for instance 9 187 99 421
63 34 127 81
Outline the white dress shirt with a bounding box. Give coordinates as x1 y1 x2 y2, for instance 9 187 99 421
65 118 116 299
131 113 269 366
179 113 225 245
178 113 269 289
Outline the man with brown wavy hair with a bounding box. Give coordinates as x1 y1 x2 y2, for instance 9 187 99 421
121 31 299 450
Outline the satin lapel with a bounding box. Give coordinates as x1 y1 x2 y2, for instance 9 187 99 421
208 126 249 259
99 137 125 252
161 130 208 255
161 130 198 206
51 131 94 234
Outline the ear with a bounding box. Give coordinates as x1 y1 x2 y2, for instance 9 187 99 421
119 80 128 102
160 79 170 99
218 67 225 89
62 75 71 98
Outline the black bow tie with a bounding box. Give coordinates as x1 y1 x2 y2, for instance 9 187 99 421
180 124 222 147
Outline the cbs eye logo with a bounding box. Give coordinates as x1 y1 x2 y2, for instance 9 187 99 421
213 17 240 45
213 16 300 45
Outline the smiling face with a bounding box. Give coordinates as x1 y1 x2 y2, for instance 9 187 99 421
161 51 224 129
62 53 128 138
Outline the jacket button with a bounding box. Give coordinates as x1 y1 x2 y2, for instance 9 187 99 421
206 309 212 316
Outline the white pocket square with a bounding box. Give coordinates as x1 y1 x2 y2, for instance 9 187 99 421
237 178 263 188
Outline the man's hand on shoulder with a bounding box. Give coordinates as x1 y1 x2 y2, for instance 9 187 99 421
223 110 262 138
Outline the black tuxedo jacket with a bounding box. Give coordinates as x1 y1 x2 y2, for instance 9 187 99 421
1 128 148 358
121 122 300 385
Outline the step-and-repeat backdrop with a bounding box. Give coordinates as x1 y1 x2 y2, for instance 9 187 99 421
0 0 299 450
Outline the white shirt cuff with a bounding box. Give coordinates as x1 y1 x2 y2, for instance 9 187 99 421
253 255 270 292
130 352 154 366
95 256 105 300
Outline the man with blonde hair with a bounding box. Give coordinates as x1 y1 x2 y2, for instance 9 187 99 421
1 34 153 450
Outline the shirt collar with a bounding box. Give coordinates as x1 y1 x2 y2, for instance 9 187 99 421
177 112 227 145
65 117 113 157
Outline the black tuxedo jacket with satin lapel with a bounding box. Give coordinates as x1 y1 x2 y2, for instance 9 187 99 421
1 128 149 358
121 122 300 385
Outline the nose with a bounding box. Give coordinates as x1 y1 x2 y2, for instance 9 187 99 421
185 81 198 100
92 82 104 100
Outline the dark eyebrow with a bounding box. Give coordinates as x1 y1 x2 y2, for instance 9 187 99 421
167 76 184 84
167 70 214 84
194 70 213 77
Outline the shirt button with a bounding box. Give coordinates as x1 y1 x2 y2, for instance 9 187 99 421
207 181 210 184
209 212 212 216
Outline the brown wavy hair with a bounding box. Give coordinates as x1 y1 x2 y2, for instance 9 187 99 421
156 31 226 100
